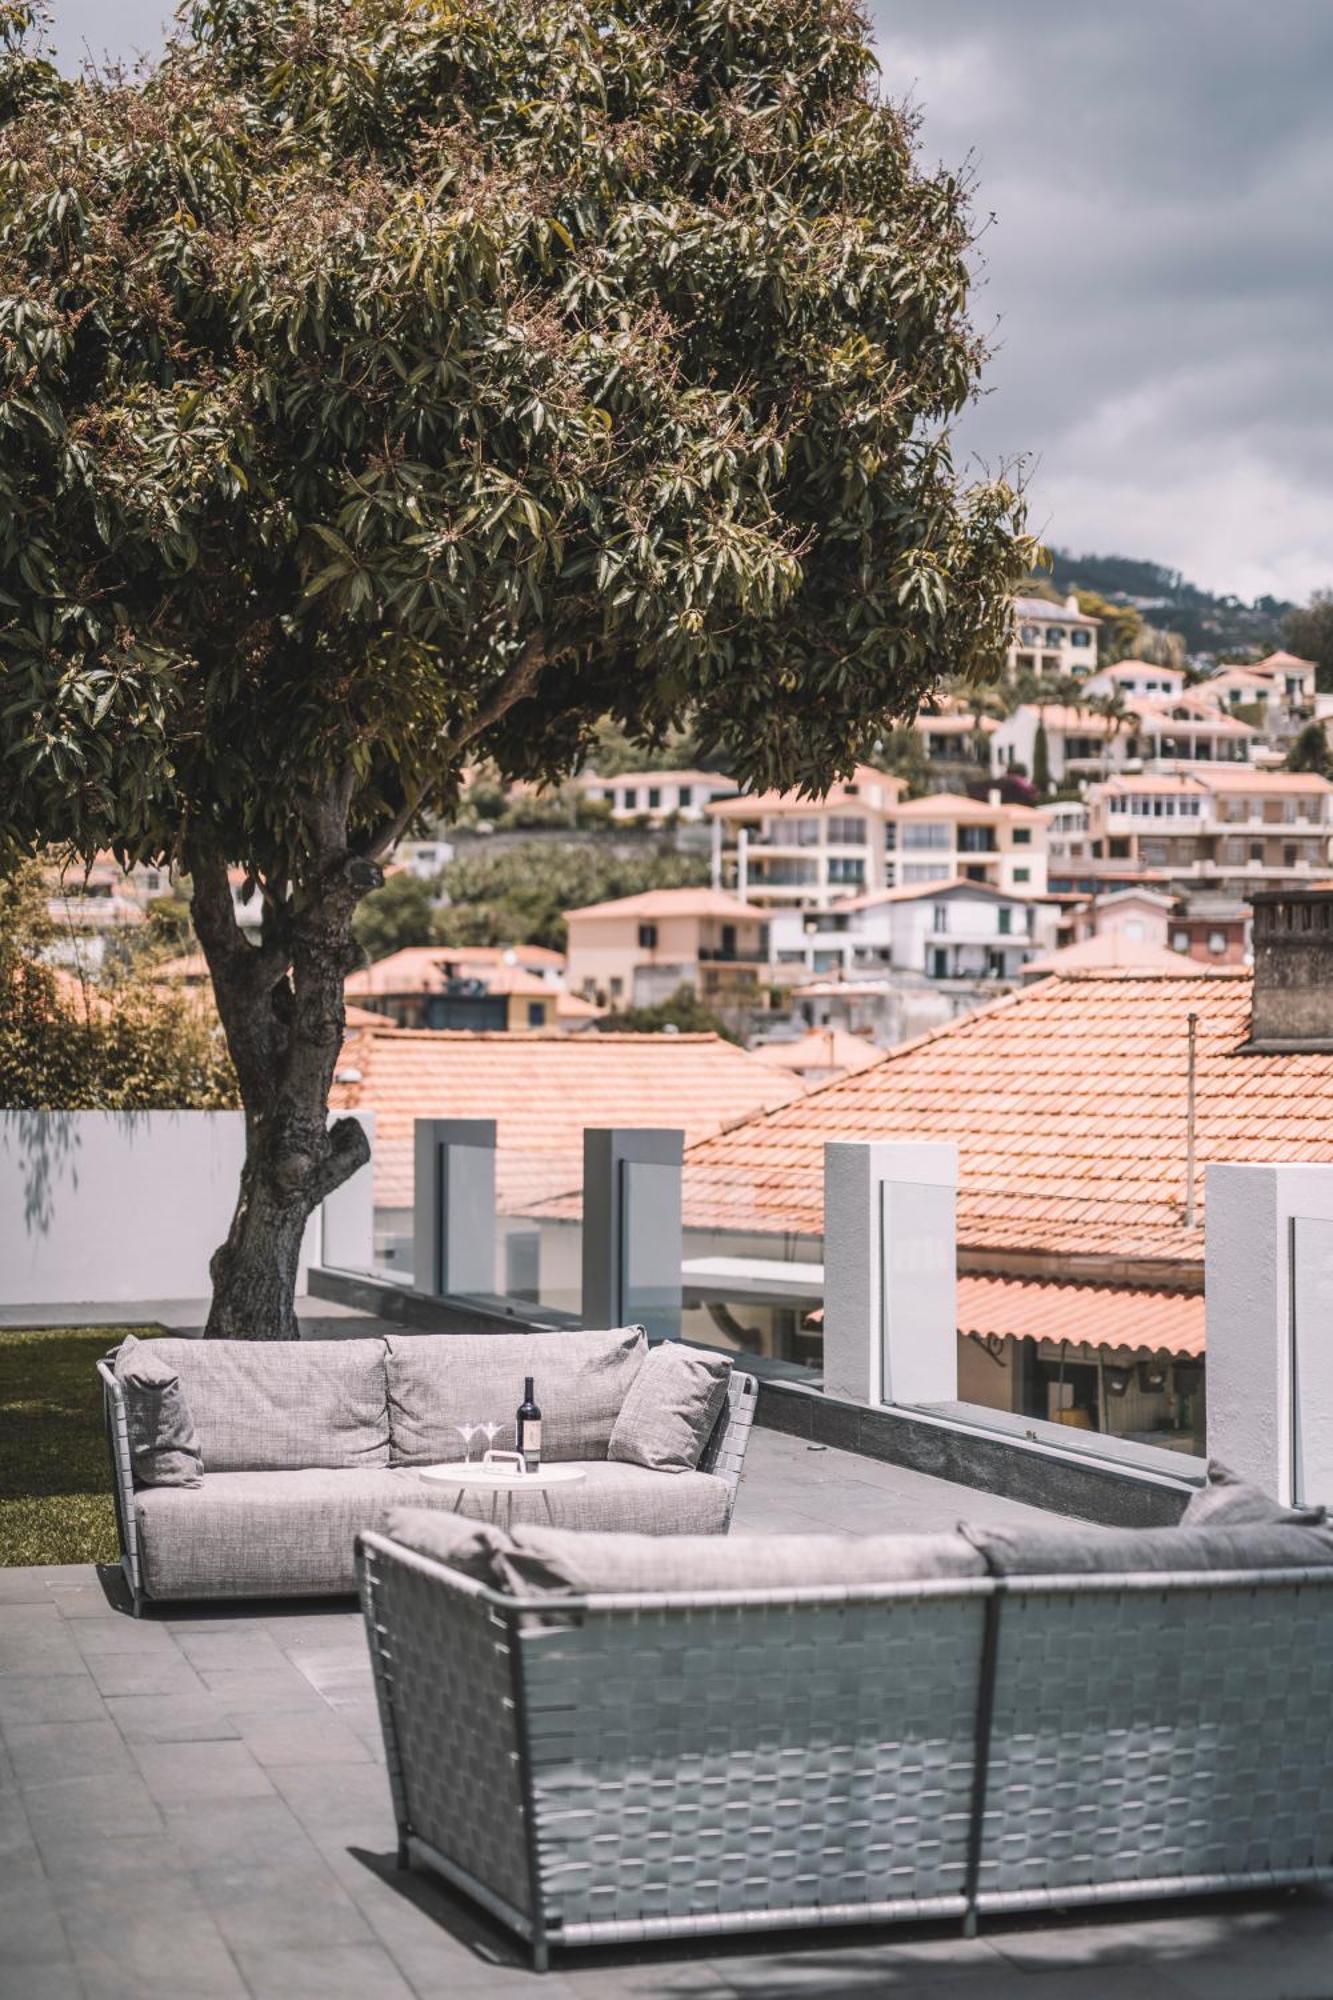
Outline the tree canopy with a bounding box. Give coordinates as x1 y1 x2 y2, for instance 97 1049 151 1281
0 0 1031 1332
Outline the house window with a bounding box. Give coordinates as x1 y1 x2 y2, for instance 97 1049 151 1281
826 816 866 845
621 788 637 811
527 1001 546 1027
1012 867 1031 884
1284 844 1298 867
903 824 950 850
1071 629 1092 649
1019 624 1041 646
1012 827 1031 845
932 904 949 933
720 924 737 957
1172 931 1189 951
609 976 623 999
998 908 1012 935
827 856 865 885
678 785 692 808
647 787 661 809
637 923 658 949
1249 843 1263 863
1045 627 1067 646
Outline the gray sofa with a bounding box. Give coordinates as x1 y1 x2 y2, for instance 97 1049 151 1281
358 1502 1333 1972
98 1328 757 1609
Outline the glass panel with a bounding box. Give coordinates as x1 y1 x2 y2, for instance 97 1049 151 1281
680 1153 823 1373
1292 1216 1333 1508
495 1149 583 1320
620 1159 682 1342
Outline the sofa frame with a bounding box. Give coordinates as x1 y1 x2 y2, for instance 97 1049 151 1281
357 1529 1333 1972
98 1356 758 1614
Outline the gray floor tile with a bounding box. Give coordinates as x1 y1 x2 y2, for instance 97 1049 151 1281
131 1738 275 1804
39 1833 194 1910
206 1859 378 1953
22 1770 165 1846
195 1665 337 1716
174 1628 289 1672
65 1905 248 1999
232 1939 419 2000
234 1711 373 1768
160 1792 320 1869
0 1873 73 1969
0 1621 90 1678
0 1965 83 2000
69 1615 179 1657
83 1651 209 1699
0 1673 104 1727
3 1717 137 1786
104 1690 241 1744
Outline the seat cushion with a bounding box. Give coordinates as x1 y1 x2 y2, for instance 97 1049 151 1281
608 1343 731 1473
489 1524 987 1598
144 1338 390 1472
1180 1458 1327 1529
384 1326 646 1466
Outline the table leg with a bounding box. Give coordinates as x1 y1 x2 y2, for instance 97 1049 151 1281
541 1491 555 1525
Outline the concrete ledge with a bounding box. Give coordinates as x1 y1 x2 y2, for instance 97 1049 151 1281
756 1377 1200 1528
308 1264 581 1334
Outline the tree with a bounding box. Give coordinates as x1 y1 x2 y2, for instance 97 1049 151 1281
351 871 437 962
1072 590 1143 665
434 841 709 952
1286 722 1333 778
1284 592 1333 691
0 0 1033 1337
595 983 739 1041
0 862 238 1109
1031 716 1051 794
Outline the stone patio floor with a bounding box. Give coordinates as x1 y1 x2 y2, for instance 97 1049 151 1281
3 1428 1332 1999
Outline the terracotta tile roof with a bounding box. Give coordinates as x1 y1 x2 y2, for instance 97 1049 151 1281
579 769 736 788
330 1027 803 1209
751 1029 883 1078
1022 935 1197 977
891 791 1049 824
956 1275 1204 1359
564 887 766 923
346 943 565 996
1013 595 1101 626
834 878 1034 913
680 970 1333 1276
1093 775 1207 797
1253 650 1316 675
1193 768 1332 795
705 765 904 819
914 712 999 735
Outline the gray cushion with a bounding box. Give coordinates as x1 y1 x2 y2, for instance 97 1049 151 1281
113 1335 202 1487
145 1338 390 1472
384 1326 646 1466
489 1525 987 1598
391 1459 731 1535
1180 1458 1327 1529
959 1518 1333 1578
372 1507 511 1583
608 1343 731 1472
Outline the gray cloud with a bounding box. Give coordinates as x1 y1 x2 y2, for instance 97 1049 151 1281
870 0 1333 600
41 1 1333 600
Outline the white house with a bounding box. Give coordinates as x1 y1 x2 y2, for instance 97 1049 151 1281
1082 659 1187 702
1006 594 1100 680
579 770 738 823
993 698 1256 787
769 879 1057 985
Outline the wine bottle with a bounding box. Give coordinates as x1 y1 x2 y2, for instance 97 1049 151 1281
516 1375 542 1472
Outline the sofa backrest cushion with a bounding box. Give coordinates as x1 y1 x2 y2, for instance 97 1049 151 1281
959 1517 1333 1578
608 1343 731 1473
112 1335 202 1487
491 1524 986 1597
384 1325 647 1466
379 1506 513 1583
144 1338 390 1471
1180 1458 1327 1529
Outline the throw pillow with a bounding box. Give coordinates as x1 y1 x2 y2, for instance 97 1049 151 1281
1180 1458 1327 1528
112 1335 203 1487
608 1343 731 1474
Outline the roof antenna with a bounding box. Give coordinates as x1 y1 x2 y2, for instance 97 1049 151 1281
1184 1010 1198 1228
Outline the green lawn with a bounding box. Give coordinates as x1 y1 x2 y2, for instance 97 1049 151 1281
0 1325 163 1567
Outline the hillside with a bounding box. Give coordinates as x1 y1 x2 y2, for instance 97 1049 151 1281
1043 549 1294 659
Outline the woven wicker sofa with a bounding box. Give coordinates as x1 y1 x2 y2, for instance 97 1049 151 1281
98 1327 756 1610
357 1500 1333 1971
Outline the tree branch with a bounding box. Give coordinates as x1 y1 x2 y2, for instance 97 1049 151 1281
361 636 546 862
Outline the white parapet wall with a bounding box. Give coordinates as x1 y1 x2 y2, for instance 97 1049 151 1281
0 1110 374 1308
823 1138 959 1407
1206 1161 1333 1509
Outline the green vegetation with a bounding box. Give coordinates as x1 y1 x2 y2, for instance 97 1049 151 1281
0 1325 161 1567
1285 592 1333 690
0 861 237 1110
596 983 740 1042
1031 717 1051 795
351 871 437 962
434 842 709 953
1286 721 1333 778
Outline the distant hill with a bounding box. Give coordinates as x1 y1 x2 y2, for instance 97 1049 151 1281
1043 548 1294 659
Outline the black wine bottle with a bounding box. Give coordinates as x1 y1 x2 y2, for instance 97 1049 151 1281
516 1375 542 1472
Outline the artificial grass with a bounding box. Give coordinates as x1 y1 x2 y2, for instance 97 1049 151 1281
0 1325 163 1567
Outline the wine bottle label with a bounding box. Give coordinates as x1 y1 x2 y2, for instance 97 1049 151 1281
523 1420 542 1455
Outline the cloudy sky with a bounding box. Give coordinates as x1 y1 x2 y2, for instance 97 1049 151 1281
38 1 1333 604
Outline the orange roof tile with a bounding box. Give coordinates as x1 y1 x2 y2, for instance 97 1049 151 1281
891 792 1049 823
330 1027 803 1209
956 1274 1204 1359
751 1029 883 1078
564 887 766 924
1022 934 1198 977
346 943 565 996
705 765 905 819
680 970 1333 1276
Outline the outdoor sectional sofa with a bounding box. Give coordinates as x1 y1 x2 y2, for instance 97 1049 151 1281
98 1327 756 1610
357 1495 1333 1971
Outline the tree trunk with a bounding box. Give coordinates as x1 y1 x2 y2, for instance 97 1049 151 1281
189 823 376 1340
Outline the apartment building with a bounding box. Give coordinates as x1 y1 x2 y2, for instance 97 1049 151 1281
564 886 769 1010
1006 594 1100 679
706 765 905 911
769 879 1051 985
993 696 1256 786
1082 659 1187 701
1086 770 1333 888
887 792 1049 896
579 770 738 823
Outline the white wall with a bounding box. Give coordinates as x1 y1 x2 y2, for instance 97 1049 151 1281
0 1111 374 1307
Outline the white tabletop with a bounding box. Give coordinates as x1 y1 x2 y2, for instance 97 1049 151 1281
416 1461 587 1492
